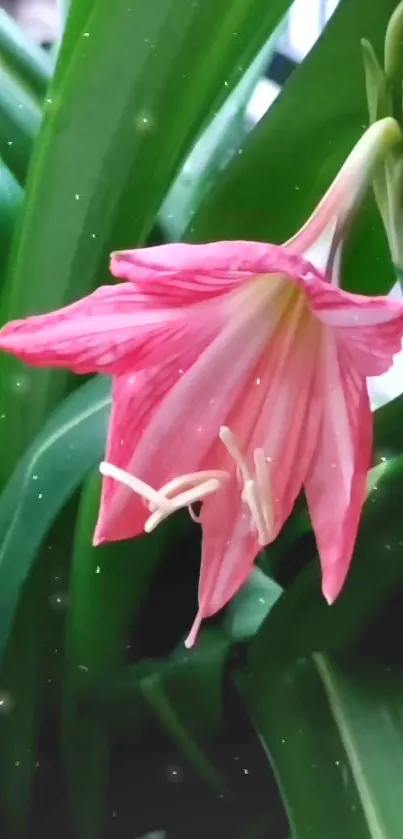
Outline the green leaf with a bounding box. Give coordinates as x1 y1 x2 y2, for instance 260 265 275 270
188 0 397 296
247 453 403 686
374 392 403 457
0 10 53 101
236 651 403 839
0 158 22 277
95 628 230 742
0 500 77 839
160 29 281 240
0 68 41 184
63 472 185 839
94 628 231 793
224 567 282 643
0 375 110 667
140 671 229 794
0 0 294 479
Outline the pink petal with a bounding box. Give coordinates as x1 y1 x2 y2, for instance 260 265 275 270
293 268 403 376
187 287 323 645
286 118 401 255
96 290 274 542
94 327 219 543
111 241 321 297
185 480 256 648
0 282 222 376
304 332 372 603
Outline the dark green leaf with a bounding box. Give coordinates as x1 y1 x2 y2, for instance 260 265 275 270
63 472 186 839
189 0 397 296
0 375 110 667
248 454 403 686
236 651 403 839
0 158 22 277
0 68 41 184
224 568 282 643
0 10 53 101
0 0 294 478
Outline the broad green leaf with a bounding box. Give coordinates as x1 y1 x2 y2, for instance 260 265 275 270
236 651 403 839
374 392 403 457
0 375 110 667
189 0 397 296
0 0 294 480
93 629 230 793
314 654 403 838
0 10 53 101
140 672 229 794
248 453 403 686
63 473 187 839
0 159 22 277
0 568 45 839
0 68 41 184
224 568 282 643
0 503 76 839
160 30 281 240
95 629 230 743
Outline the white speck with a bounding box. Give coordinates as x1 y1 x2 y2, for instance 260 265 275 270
35 761 40 768
256 377 261 385
0 414 5 420
91 233 97 239
258 597 265 604
37 493 43 500
83 31 90 37
32 475 38 481
242 768 249 775
45 97 52 104
7 140 13 146
14 761 20 768
98 352 116 364
95 566 101 574
78 665 89 672
178 368 184 375
224 80 229 87
75 193 80 201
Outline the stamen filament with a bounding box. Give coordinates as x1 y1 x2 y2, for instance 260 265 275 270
158 471 229 498
243 479 271 545
219 425 251 484
145 478 221 533
253 448 273 533
99 462 174 512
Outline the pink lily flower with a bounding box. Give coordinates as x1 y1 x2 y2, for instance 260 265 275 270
0 118 403 646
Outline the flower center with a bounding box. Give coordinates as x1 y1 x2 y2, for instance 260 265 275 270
99 462 229 531
219 426 273 545
99 429 273 544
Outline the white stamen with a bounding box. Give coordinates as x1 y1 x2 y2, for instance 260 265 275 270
158 471 228 498
253 448 273 533
218 428 274 545
219 426 251 484
145 478 221 532
242 480 271 545
100 463 228 533
99 462 173 512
